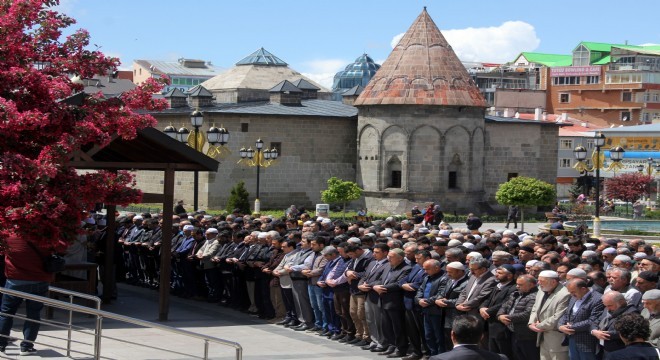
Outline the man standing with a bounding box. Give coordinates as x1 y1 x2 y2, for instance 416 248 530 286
558 279 605 360
302 236 327 332
194 228 221 302
498 274 540 360
287 235 315 331
373 248 412 358
479 264 517 358
640 289 659 348
456 258 497 318
357 243 390 352
325 243 353 342
415 259 448 356
344 243 373 345
435 262 469 351
273 240 300 327
528 270 571 360
506 205 519 229
429 315 507 360
608 313 658 359
317 246 342 338
401 249 431 360
605 268 642 310
591 291 639 358
0 236 64 355
465 213 482 234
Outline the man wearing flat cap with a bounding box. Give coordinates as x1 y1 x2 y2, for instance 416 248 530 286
528 270 571 360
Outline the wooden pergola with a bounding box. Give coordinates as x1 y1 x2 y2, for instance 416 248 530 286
68 126 219 321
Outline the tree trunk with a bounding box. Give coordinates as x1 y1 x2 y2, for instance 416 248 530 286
520 207 525 232
342 201 346 220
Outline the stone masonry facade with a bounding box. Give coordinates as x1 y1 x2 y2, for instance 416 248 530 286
137 112 357 211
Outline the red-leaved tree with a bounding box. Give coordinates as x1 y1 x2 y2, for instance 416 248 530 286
0 0 167 248
604 173 653 203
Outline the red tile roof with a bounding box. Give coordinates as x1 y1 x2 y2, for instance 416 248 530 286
354 8 486 107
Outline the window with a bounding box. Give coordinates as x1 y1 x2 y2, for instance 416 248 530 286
507 173 518 181
560 139 573 150
573 45 590 66
586 76 599 84
621 111 631 122
270 142 281 156
560 93 570 103
643 113 650 123
448 172 457 189
622 92 633 102
553 76 580 85
585 140 594 150
560 158 572 168
241 123 249 132
391 171 402 188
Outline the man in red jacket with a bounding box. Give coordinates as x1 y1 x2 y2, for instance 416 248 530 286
0 236 61 355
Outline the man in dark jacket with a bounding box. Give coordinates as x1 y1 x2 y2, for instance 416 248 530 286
373 248 412 357
465 213 482 233
558 279 605 360
591 290 640 358
435 261 469 351
429 315 508 360
608 313 658 360
357 243 390 352
400 249 431 360
344 243 373 345
497 274 539 360
415 259 448 356
480 264 517 359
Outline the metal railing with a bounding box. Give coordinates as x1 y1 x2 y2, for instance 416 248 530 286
0 287 243 359
47 286 102 357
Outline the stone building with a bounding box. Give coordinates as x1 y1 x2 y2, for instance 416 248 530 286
139 9 561 214
140 49 357 210
353 8 560 214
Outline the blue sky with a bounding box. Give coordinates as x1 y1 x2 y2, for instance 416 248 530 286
58 0 659 88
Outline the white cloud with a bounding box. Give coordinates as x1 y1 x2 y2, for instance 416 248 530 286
300 59 347 90
390 21 540 64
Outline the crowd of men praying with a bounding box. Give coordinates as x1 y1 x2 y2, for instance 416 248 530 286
88 206 660 360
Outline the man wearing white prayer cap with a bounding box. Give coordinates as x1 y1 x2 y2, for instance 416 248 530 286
434 261 469 351
528 270 571 360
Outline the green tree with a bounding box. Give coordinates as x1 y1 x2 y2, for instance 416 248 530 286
321 177 363 219
496 176 556 231
226 181 250 215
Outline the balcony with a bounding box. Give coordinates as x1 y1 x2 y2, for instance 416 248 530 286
609 63 659 72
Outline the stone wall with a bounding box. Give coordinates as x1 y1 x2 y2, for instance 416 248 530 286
357 105 486 214
139 112 357 211
483 122 560 208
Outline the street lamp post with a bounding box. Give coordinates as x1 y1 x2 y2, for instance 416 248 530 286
190 110 203 211
239 139 279 214
163 111 230 211
637 157 658 209
573 132 623 237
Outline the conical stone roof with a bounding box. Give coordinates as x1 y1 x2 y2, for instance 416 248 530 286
354 8 486 107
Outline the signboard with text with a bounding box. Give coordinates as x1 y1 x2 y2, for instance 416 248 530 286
550 66 601 77
605 137 660 151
